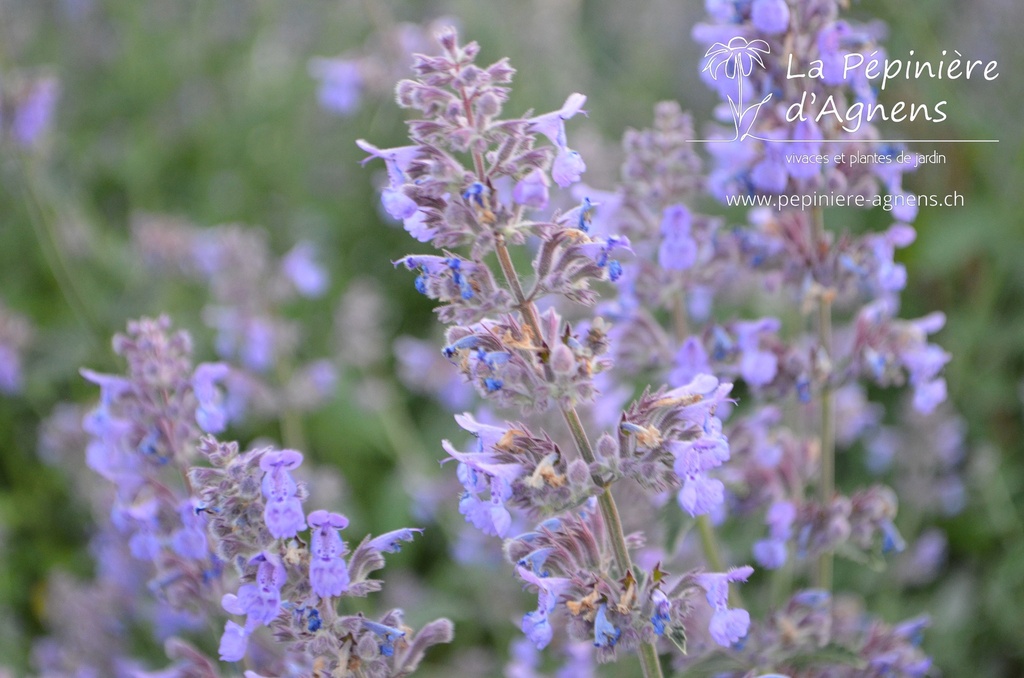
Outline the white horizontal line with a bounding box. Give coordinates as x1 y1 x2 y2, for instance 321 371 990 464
686 138 1000 143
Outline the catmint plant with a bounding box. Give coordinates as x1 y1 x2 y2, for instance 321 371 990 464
360 27 761 678
359 10 949 674
687 0 954 594
49 315 453 676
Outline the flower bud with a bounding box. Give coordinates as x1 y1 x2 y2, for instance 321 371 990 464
357 633 380 659
395 79 418 108
596 433 619 459
551 343 575 376
567 459 590 487
475 91 501 118
437 26 458 53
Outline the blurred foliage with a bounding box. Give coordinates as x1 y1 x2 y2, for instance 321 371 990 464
0 0 1021 675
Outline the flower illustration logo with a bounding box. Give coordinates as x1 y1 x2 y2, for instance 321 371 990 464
702 37 773 141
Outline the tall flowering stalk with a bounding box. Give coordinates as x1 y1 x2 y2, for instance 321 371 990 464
691 0 950 594
532 0 945 672
362 28 762 678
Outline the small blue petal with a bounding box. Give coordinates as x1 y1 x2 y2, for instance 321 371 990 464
577 197 593 232
594 604 621 648
463 182 486 206
308 608 322 632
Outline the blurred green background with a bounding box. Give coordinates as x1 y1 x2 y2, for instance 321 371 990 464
0 0 1022 675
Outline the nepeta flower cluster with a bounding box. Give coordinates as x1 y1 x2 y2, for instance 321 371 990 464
63 316 452 676
190 437 451 674
12 2 968 675
361 27 755 677
695 0 920 215
357 6 954 673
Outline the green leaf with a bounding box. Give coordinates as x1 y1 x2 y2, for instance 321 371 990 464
666 624 688 655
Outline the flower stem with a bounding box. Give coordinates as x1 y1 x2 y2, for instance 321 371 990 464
812 206 835 591
467 65 659 668
560 405 633 573
18 157 102 341
697 514 725 572
696 514 744 608
494 235 663 678
275 361 307 452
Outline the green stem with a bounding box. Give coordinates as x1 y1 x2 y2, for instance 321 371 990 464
19 157 102 340
697 514 744 608
274 361 307 452
697 515 725 572
561 406 633 575
466 69 659 669
812 206 834 591
373 391 431 463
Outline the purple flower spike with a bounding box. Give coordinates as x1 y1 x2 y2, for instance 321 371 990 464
460 492 513 537
382 188 420 221
517 566 571 649
308 510 351 598
734 318 780 387
263 497 306 539
651 589 671 635
670 337 712 386
753 499 796 568
752 538 787 569
260 449 304 474
80 368 133 405
678 474 725 516
225 553 287 628
659 203 698 271
170 500 208 560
